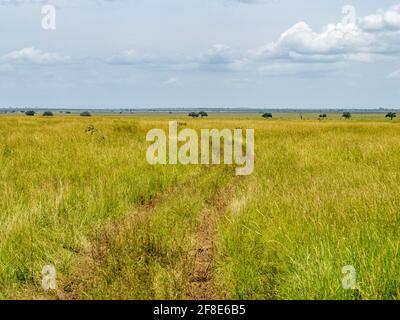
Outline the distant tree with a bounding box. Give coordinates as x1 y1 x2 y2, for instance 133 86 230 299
65 111 71 114
188 112 199 118
199 111 208 118
319 113 327 120
80 111 92 117
25 110 36 116
262 113 273 119
385 112 396 120
342 112 352 119
42 111 54 116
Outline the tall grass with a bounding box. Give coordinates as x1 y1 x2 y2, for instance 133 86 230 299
0 115 399 300
0 117 194 299
215 121 400 300
71 166 233 299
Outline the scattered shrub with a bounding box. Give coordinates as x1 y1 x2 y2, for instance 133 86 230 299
262 113 273 119
342 112 352 119
188 112 199 118
25 110 35 116
385 112 396 120
80 111 92 117
42 111 54 116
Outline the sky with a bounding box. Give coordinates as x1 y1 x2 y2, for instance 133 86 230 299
0 0 399 109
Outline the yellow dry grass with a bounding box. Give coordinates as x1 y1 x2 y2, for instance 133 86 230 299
0 115 399 300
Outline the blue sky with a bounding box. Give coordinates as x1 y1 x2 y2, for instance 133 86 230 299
0 0 399 109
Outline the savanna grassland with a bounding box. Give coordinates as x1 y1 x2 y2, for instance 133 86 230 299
0 114 399 300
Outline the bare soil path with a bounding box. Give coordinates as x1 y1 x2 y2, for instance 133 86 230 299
186 179 239 300
49 169 239 300
57 169 207 300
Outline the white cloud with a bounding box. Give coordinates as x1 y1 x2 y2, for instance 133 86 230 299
12 3 395 80
1 47 69 65
107 50 151 65
196 44 247 71
248 4 400 71
360 5 400 31
250 21 375 63
388 68 400 78
201 44 232 64
107 45 247 73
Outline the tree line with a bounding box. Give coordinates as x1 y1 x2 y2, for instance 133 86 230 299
261 112 397 120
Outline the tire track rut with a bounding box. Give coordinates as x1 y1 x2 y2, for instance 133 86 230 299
186 178 239 300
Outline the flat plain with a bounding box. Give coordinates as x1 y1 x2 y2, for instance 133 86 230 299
0 113 399 300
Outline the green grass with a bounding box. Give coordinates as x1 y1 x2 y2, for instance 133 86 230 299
73 166 233 300
215 121 400 300
0 117 194 299
0 115 399 299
